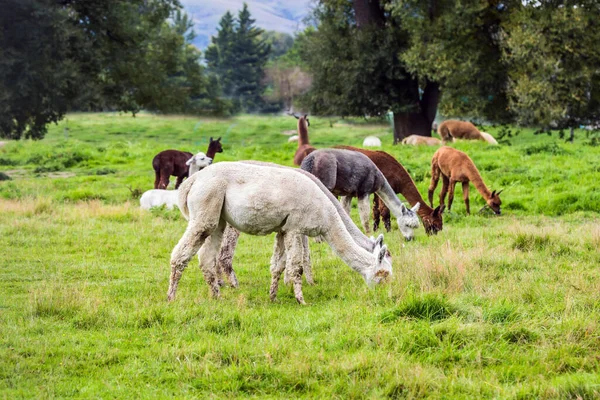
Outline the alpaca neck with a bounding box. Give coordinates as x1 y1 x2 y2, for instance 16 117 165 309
206 147 217 159
189 164 200 176
467 169 492 200
322 217 374 281
375 178 410 220
298 120 310 146
388 163 434 219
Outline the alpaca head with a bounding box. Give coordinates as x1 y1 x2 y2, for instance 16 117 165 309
365 243 392 286
397 202 421 241
186 152 212 170
423 205 445 235
487 190 503 215
294 114 310 129
208 137 223 154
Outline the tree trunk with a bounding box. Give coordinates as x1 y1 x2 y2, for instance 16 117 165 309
393 112 433 143
568 126 575 143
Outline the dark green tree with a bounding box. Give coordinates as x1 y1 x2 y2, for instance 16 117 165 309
0 0 203 140
205 11 237 102
504 1 600 141
301 0 516 141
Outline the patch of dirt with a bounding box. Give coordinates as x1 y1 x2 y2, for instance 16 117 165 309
4 169 27 177
0 141 6 147
47 171 76 179
281 130 297 136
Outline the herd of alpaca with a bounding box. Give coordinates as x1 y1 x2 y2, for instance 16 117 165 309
142 116 502 304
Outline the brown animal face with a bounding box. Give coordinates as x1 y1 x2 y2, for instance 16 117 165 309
424 205 444 235
487 190 503 215
209 137 223 153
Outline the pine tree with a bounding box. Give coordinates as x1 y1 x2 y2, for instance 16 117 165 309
205 11 237 103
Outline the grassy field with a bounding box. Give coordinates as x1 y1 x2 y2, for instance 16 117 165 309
1 113 599 398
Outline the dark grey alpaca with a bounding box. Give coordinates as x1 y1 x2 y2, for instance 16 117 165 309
301 149 421 240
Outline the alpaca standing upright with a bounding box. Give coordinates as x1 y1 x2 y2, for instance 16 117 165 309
428 147 503 215
301 149 421 239
152 137 223 189
335 145 444 235
293 115 316 166
168 162 392 305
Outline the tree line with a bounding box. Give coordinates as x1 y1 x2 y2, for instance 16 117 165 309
1 0 599 141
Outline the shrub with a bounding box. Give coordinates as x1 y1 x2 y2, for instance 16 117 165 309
380 294 457 323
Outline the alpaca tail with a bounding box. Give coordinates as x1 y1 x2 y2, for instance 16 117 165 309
177 173 197 220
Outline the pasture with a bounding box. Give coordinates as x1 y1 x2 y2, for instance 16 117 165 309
1 113 600 398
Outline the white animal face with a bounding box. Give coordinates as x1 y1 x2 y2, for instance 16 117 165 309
186 152 213 169
367 243 392 286
397 202 421 241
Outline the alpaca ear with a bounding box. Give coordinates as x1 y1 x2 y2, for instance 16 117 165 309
400 203 408 214
440 204 446 213
497 189 504 195
294 114 300 119
433 205 440 216
209 137 213 142
375 234 384 248
217 137 221 141
411 202 420 213
378 245 388 264
491 190 496 197
185 157 194 166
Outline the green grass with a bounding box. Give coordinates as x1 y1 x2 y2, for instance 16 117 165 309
1 113 600 398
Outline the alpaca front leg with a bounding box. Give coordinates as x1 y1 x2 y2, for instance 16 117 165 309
340 196 352 215
284 234 306 305
168 225 210 301
269 233 286 302
448 179 458 212
301 235 314 285
428 166 441 207
439 176 450 209
357 195 371 234
372 196 381 231
462 182 470 215
198 221 226 298
174 174 186 189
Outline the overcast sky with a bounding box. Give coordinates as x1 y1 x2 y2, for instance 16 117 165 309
180 0 313 49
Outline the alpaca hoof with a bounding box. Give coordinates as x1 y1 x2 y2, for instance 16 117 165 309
305 276 316 285
296 298 307 306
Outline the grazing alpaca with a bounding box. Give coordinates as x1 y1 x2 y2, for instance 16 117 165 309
301 149 421 239
168 162 392 305
152 137 223 189
293 115 316 166
437 120 497 144
214 161 389 288
335 146 444 235
362 136 382 147
428 147 503 215
401 135 443 146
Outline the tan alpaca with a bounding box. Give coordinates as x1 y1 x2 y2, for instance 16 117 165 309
401 135 443 146
437 120 498 144
293 115 316 165
168 162 392 305
428 147 503 215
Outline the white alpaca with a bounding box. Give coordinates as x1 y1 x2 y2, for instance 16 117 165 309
479 132 499 145
288 135 299 143
168 162 392 305
402 135 443 146
362 136 382 147
140 189 179 210
186 152 213 176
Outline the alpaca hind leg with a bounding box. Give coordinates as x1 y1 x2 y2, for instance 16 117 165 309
357 195 371 234
159 169 172 190
269 233 286 302
372 196 381 231
284 234 306 305
448 179 458 211
380 202 392 232
428 164 441 207
439 176 450 209
175 174 186 189
462 182 470 215
168 224 210 301
216 225 240 288
340 196 352 215
154 169 161 189
197 220 226 298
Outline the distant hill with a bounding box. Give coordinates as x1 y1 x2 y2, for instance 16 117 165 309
180 0 311 50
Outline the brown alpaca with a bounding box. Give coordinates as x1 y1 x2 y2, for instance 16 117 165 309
152 137 223 189
437 120 498 144
335 145 444 235
401 135 443 146
293 115 316 166
428 147 503 215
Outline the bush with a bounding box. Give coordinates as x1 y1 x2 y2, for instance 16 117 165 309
380 294 457 323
